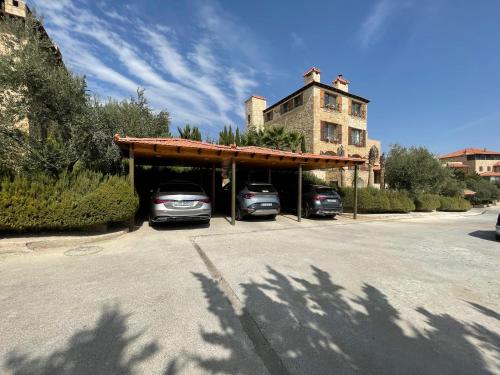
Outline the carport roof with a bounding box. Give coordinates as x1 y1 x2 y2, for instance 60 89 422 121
114 135 366 170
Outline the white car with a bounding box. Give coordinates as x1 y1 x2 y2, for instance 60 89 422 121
496 214 500 241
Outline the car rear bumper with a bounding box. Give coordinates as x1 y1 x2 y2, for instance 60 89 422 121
243 208 280 216
312 207 343 216
150 206 211 222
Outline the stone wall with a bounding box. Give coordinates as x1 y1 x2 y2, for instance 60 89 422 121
262 86 315 152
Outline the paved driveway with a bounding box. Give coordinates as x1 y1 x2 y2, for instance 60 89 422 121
0 210 499 374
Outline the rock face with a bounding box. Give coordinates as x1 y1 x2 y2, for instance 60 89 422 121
244 68 382 187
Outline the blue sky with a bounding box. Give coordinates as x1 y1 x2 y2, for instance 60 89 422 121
31 0 500 154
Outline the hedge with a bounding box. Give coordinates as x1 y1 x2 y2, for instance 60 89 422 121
0 171 138 232
437 196 472 212
340 187 415 213
414 193 441 212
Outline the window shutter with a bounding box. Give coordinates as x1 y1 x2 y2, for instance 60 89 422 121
348 127 352 145
362 104 367 118
337 124 342 143
320 90 325 108
348 99 352 115
320 121 325 141
362 130 366 147
337 96 342 112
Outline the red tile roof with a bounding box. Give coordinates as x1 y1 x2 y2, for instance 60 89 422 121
333 74 350 85
303 67 321 77
479 172 500 177
439 148 500 159
113 136 366 169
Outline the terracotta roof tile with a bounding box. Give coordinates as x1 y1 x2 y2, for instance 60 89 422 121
479 172 500 177
113 136 366 165
303 67 321 77
333 74 350 85
439 148 500 159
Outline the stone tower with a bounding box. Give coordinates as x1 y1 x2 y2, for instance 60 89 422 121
244 95 267 131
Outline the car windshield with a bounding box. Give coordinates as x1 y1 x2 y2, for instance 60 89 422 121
315 187 338 195
248 184 276 193
159 183 203 193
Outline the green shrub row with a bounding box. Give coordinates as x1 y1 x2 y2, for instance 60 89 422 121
414 193 441 212
340 187 415 213
437 196 472 212
0 171 138 232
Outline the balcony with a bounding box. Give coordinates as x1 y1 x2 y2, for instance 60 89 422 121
322 103 341 113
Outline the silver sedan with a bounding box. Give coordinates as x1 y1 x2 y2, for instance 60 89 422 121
149 181 211 225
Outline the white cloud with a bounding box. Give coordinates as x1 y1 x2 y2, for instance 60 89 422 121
30 0 267 130
359 0 414 47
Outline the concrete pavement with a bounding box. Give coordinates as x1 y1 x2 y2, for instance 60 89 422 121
1 210 499 374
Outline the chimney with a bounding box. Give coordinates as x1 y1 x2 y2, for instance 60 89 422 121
333 74 350 92
244 95 267 131
303 67 321 85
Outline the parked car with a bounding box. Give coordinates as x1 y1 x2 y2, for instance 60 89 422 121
496 213 500 240
302 185 343 218
224 182 280 220
149 181 211 225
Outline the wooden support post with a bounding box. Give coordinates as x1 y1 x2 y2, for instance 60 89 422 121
211 163 216 214
297 164 302 222
129 146 135 230
268 168 272 184
129 146 135 188
354 164 359 220
231 158 236 226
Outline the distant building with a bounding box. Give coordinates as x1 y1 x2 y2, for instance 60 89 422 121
244 67 381 187
439 148 500 183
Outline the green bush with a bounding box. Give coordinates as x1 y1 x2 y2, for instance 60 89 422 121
340 187 415 213
437 196 471 212
0 171 138 232
414 193 441 212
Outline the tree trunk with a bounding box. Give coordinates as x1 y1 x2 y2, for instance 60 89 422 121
380 166 385 191
368 164 373 187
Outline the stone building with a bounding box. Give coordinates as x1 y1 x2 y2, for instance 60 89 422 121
1 0 62 134
244 67 381 187
439 148 500 183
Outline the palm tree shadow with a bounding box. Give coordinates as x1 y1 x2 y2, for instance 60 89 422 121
191 266 500 375
4 304 160 375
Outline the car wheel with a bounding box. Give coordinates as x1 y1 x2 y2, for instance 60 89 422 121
331 214 337 219
302 204 311 219
496 233 500 241
148 218 154 227
236 207 243 221
269 215 277 221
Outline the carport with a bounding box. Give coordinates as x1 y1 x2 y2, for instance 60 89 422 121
113 135 366 224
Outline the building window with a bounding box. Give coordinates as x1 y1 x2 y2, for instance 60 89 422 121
321 122 340 143
13 0 20 6
282 100 290 114
351 101 364 117
265 111 273 122
349 127 364 146
479 166 483 172
487 166 491 171
293 94 303 108
324 93 338 110
247 114 251 124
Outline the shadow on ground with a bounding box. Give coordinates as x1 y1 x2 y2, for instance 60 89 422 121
4 305 160 375
175 266 500 375
469 230 498 242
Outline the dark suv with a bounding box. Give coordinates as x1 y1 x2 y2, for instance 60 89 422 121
302 185 343 218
